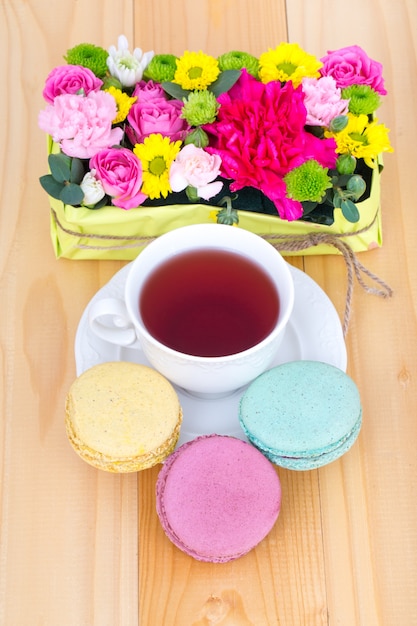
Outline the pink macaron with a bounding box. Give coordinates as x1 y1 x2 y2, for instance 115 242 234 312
155 434 282 562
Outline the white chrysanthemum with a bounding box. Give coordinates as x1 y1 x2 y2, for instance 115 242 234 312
107 35 154 87
80 169 105 206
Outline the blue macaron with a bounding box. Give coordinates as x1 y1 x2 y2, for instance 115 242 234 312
239 361 362 470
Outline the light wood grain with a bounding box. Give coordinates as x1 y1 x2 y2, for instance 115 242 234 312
287 2 417 625
1 0 416 624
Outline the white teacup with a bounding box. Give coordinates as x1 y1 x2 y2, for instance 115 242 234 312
88 224 294 396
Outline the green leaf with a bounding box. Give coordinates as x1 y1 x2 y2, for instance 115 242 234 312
70 157 85 184
209 70 241 97
333 193 342 209
161 81 190 100
48 153 71 183
39 174 65 200
59 183 84 206
86 196 109 210
341 199 360 222
301 201 318 216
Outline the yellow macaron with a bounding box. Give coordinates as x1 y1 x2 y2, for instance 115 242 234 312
65 362 182 472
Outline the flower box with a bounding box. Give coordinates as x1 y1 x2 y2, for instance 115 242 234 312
48 143 383 260
39 37 391 261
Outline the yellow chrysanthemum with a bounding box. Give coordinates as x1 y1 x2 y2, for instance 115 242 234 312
258 42 322 87
325 113 393 168
105 86 137 124
133 134 181 199
173 50 220 90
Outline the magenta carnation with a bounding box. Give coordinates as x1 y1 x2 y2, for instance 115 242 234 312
204 70 337 220
42 64 103 104
320 45 387 95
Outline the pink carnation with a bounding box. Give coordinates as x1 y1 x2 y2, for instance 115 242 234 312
90 147 147 209
38 90 123 159
204 70 337 220
42 64 103 104
126 97 189 145
302 76 349 127
320 45 387 95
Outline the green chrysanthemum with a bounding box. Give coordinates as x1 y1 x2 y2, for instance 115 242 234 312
217 51 259 78
284 160 332 202
144 54 178 82
342 85 381 116
65 43 109 78
182 90 219 126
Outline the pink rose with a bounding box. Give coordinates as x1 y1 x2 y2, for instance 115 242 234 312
38 90 123 159
170 144 223 200
42 64 103 104
132 79 166 102
302 76 349 127
320 45 387 95
90 147 147 209
126 97 189 145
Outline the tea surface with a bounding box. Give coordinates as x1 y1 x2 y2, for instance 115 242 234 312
139 248 280 357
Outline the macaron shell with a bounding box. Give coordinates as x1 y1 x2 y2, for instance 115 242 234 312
65 361 182 472
239 361 362 470
156 435 281 562
258 413 362 470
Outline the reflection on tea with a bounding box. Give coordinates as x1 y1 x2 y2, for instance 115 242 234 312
140 248 280 357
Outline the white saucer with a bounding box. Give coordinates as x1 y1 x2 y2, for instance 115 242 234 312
75 263 347 447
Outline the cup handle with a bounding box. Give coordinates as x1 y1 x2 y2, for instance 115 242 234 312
88 297 137 346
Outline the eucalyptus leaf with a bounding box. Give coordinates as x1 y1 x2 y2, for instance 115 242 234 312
39 174 65 200
59 183 84 206
341 199 360 222
48 153 71 183
333 193 342 209
161 81 190 100
70 157 85 184
209 70 241 97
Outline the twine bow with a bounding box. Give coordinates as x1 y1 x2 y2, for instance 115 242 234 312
265 231 393 337
51 208 393 337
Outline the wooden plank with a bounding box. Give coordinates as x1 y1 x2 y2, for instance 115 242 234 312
0 2 138 625
288 2 417 625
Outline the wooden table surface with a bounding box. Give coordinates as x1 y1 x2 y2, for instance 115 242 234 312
1 1 416 624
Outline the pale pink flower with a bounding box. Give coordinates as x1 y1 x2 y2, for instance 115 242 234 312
38 91 123 159
90 147 147 209
302 76 349 127
170 144 223 200
320 45 387 95
42 64 103 104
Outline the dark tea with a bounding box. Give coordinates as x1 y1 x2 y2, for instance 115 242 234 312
139 248 280 357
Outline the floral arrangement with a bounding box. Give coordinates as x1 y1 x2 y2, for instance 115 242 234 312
38 36 392 227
